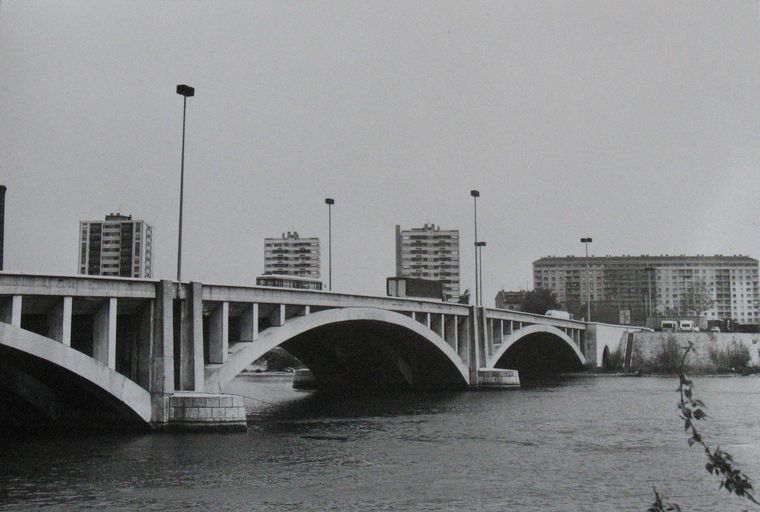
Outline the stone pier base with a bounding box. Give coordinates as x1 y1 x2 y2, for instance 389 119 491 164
476 369 520 389
292 369 317 389
166 392 247 431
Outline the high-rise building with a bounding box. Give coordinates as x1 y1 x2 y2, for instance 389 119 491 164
264 232 320 278
79 213 153 278
533 255 759 326
0 185 5 271
395 224 460 301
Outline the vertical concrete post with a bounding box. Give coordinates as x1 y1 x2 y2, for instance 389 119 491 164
191 283 204 392
208 301 229 364
444 314 457 352
136 301 154 389
486 318 494 357
0 295 22 327
47 296 72 346
179 282 204 391
497 319 503 346
240 303 259 341
468 306 481 386
430 313 443 336
151 280 175 395
93 298 117 369
456 315 468 362
269 304 285 327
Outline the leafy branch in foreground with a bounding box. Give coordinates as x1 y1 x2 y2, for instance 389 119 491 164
648 341 759 511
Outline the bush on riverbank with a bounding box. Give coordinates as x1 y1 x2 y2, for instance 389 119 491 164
652 335 682 373
708 340 751 372
630 332 760 374
606 345 624 370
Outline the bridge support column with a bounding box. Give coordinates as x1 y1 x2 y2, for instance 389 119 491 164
486 318 494 358
93 298 117 369
269 304 285 327
150 281 176 426
179 282 204 391
0 295 22 327
430 313 443 337
208 302 229 364
135 302 153 389
456 314 469 363
239 303 258 342
444 315 458 353
47 296 72 346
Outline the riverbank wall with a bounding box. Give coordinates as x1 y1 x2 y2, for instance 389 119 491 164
630 332 760 372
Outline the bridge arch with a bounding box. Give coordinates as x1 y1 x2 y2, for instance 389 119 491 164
487 324 586 376
205 307 470 392
0 322 152 428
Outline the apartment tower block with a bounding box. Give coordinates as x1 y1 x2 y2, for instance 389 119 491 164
79 213 153 278
395 224 460 302
263 232 320 278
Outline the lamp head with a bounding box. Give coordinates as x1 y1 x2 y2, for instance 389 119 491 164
470 190 480 198
176 84 195 97
325 198 335 205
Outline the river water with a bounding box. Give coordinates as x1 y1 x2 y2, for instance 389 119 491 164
1 374 759 512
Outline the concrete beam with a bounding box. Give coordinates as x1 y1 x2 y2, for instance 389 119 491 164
239 303 259 342
47 296 72 346
93 298 117 369
208 301 229 364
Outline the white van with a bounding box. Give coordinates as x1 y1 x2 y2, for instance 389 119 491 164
661 320 677 332
545 310 571 320
679 320 695 332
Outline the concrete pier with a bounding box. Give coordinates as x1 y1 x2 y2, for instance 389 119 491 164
165 392 247 431
476 369 520 389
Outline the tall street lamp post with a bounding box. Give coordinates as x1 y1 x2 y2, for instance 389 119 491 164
175 84 195 287
476 241 487 306
580 237 593 321
325 198 334 291
470 190 480 307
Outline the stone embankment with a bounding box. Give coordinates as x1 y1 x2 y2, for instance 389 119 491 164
630 332 760 372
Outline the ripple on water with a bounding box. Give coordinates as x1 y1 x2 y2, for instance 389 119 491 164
1 375 759 512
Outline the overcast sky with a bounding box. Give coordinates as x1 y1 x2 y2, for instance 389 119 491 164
1 1 759 304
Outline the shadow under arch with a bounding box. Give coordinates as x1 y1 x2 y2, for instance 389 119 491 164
0 322 152 432
205 307 470 392
488 324 586 378
602 345 611 369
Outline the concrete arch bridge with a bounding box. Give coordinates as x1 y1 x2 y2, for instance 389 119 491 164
0 274 644 430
